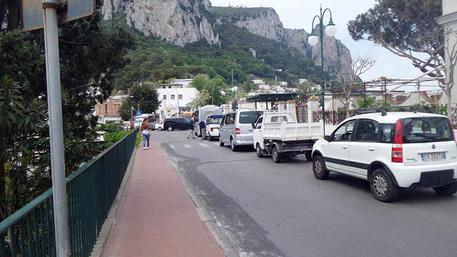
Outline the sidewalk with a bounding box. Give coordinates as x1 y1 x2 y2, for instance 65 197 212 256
101 139 225 257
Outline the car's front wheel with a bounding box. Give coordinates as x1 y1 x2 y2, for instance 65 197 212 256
370 169 399 202
167 127 173 131
433 182 457 196
256 144 263 158
312 155 329 180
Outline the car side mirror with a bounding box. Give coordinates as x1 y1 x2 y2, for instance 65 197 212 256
324 135 332 142
252 123 256 129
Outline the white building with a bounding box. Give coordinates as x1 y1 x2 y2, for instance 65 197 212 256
157 79 199 118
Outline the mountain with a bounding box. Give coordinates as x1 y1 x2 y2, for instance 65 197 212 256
102 0 353 79
212 7 352 76
102 0 219 47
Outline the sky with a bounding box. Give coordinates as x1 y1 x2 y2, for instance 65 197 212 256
209 0 424 81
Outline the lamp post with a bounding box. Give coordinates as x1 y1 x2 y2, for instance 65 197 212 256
308 6 337 136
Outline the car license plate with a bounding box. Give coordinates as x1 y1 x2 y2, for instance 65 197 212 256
421 152 446 162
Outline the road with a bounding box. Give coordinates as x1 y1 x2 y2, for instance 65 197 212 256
153 130 457 257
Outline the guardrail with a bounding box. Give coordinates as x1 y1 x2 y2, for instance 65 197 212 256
0 129 138 257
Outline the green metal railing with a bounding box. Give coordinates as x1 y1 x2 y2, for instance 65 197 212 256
0 129 138 257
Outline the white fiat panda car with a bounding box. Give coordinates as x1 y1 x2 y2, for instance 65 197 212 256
312 112 457 202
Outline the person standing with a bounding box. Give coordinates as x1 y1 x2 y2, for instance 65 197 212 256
141 118 151 149
187 117 196 139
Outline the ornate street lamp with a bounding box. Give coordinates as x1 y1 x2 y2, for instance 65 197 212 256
308 6 337 136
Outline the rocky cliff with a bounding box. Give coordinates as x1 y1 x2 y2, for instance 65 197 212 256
213 7 352 76
102 0 219 47
102 1 352 76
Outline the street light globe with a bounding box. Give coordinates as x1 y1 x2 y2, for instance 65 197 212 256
325 25 337 37
308 35 319 46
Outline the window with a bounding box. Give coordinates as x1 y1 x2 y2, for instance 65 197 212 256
239 111 263 124
225 114 235 125
255 117 263 129
171 95 175 100
163 95 167 100
178 94 183 100
333 120 356 142
354 120 380 142
401 117 453 143
381 124 395 143
271 116 288 123
207 117 223 124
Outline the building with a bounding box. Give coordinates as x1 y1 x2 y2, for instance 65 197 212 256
95 95 127 124
157 79 199 118
437 0 457 122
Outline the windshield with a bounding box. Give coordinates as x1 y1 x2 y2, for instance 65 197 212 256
401 117 453 143
239 111 263 124
207 117 222 124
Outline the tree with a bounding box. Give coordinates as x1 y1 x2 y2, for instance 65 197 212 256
0 10 133 219
295 80 317 105
444 29 457 121
189 74 229 106
348 0 443 78
129 83 160 114
119 98 134 121
338 58 375 118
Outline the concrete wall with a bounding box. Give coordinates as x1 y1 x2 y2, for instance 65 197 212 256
443 0 457 15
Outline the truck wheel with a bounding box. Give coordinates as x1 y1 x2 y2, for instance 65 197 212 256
168 127 173 131
370 169 399 202
433 182 457 196
256 144 264 158
272 146 281 163
313 155 329 180
305 151 312 161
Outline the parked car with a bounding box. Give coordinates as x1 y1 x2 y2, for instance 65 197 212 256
219 110 263 151
203 114 224 140
155 121 164 131
163 117 192 131
193 105 223 137
312 112 457 202
253 112 325 163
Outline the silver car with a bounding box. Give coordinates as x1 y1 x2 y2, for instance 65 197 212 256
219 110 263 151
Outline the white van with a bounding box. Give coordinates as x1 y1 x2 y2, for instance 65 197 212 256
219 110 263 151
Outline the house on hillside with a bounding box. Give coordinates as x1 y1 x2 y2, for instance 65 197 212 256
157 79 199 118
95 95 128 124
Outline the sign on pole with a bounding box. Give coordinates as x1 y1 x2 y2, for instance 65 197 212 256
21 0 95 31
21 0 95 256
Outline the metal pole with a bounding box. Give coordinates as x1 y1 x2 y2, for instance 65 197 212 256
319 7 326 136
43 1 69 256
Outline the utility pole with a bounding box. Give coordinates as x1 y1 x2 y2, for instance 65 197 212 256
43 1 69 256
363 81 367 103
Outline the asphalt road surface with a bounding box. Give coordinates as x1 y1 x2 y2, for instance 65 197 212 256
153 130 457 257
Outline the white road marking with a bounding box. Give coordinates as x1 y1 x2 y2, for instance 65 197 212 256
199 143 210 148
169 144 175 149
183 144 193 149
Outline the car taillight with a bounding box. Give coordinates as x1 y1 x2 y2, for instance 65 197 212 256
392 120 403 163
235 128 241 134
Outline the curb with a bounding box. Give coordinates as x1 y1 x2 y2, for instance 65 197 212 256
90 147 138 257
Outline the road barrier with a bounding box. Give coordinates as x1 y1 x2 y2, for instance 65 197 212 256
0 129 138 257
